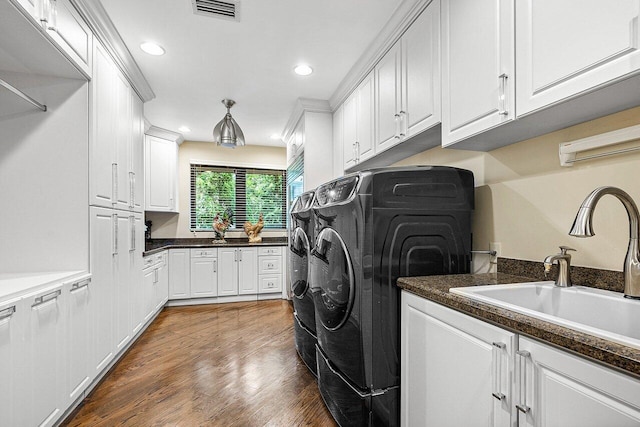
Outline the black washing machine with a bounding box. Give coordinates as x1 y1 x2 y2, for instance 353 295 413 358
309 166 474 426
289 190 317 375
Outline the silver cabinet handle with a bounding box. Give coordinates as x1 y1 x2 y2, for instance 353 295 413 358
129 171 135 208
113 213 118 255
399 111 406 137
112 163 118 204
213 259 217 273
352 142 357 163
498 73 509 116
234 249 237 262
130 216 135 252
0 305 16 321
71 278 91 292
154 269 158 284
239 249 242 262
491 342 506 401
516 350 531 414
32 289 61 308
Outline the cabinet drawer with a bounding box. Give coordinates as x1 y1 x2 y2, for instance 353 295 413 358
259 257 282 274
258 246 283 256
259 275 282 293
191 248 217 258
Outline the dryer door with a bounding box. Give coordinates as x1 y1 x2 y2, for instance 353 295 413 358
290 227 310 299
310 228 355 331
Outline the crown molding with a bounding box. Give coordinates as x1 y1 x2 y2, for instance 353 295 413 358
328 0 432 110
71 0 155 102
281 98 332 143
146 125 185 145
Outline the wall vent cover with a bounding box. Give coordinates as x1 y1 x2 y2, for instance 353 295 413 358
191 0 240 22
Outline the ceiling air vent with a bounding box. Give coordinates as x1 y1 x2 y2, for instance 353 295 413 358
192 0 240 22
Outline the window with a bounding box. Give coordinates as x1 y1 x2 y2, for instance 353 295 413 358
190 164 287 230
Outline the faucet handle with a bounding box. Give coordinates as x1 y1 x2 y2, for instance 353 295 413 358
559 246 576 255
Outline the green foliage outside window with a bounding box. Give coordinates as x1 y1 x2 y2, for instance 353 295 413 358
191 165 286 230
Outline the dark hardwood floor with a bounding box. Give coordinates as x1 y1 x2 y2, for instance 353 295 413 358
63 300 337 426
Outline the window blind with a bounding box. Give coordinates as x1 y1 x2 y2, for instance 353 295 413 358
190 164 286 231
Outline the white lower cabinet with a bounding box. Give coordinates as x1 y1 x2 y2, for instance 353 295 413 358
24 284 67 427
168 248 191 299
257 246 283 295
64 275 92 406
155 253 169 311
216 247 258 296
401 290 640 426
401 291 513 427
191 249 218 297
0 296 25 427
517 337 640 427
141 250 167 326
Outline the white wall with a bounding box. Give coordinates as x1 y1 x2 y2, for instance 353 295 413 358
147 141 287 239
0 76 89 273
394 106 640 273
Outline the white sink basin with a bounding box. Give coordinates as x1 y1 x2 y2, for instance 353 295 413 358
450 282 640 349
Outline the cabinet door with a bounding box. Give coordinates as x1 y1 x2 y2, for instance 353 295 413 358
168 249 191 299
402 0 440 138
516 0 640 116
13 0 38 21
401 291 513 427
90 43 116 208
218 248 239 296
45 0 92 77
376 41 402 151
129 215 144 333
130 94 144 212
441 0 514 146
332 105 344 177
238 248 258 295
156 258 169 310
65 276 92 405
89 207 115 374
342 92 358 170
356 72 375 162
25 284 66 427
517 337 640 427
191 257 218 297
114 72 132 210
114 213 131 352
142 268 156 323
145 136 176 212
0 297 25 427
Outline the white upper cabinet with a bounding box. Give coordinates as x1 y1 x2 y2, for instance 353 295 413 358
441 0 514 147
145 134 178 212
376 1 441 153
91 41 142 211
342 91 358 170
343 71 374 170
130 94 144 212
516 0 640 116
401 0 440 139
45 0 93 77
376 41 403 151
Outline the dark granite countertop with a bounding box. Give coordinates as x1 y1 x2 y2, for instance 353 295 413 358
397 267 640 378
144 237 288 256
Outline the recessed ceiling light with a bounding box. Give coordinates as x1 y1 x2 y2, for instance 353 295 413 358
178 126 191 133
294 64 313 76
270 133 282 140
140 42 165 56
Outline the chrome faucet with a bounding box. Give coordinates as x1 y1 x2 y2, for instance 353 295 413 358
569 186 640 299
543 246 575 287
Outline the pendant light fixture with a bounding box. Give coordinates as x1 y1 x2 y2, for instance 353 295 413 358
213 99 245 148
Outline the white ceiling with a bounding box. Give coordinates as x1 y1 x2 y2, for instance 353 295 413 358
101 0 402 146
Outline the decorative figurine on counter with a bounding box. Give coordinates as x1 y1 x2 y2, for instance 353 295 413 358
145 220 152 241
244 214 264 243
212 208 234 242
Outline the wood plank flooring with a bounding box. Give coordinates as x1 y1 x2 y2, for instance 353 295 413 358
62 300 337 426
